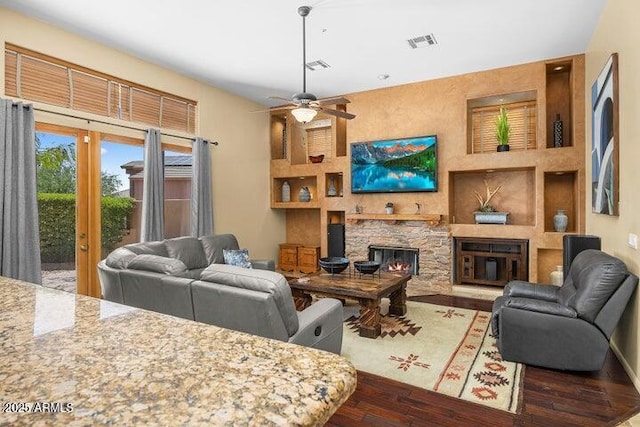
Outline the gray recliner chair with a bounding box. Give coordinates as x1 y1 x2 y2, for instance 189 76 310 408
491 249 638 371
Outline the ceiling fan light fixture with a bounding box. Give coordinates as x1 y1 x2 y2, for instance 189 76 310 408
292 107 318 123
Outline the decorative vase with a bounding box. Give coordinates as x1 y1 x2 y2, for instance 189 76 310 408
553 209 568 232
553 114 563 147
497 144 510 152
385 206 394 214
327 178 337 197
281 181 290 202
299 186 311 202
550 265 564 286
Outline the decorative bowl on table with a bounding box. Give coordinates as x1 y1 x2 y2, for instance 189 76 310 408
353 260 381 275
308 154 325 164
319 257 349 274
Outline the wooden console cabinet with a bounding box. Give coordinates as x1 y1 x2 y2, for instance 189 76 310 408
278 244 320 273
455 237 528 287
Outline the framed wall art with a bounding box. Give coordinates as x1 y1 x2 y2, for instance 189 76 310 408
591 53 619 215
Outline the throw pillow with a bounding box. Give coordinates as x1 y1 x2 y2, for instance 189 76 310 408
223 249 252 269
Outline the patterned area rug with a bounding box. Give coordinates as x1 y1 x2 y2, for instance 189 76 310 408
341 301 524 413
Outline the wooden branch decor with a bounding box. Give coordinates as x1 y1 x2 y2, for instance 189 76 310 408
474 179 502 212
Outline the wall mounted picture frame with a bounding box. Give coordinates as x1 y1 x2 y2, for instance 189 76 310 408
591 53 619 215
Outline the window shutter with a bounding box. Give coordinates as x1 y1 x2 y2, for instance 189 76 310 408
131 88 161 127
471 101 537 153
161 97 189 132
187 104 196 134
5 45 197 134
4 50 17 97
21 55 70 107
307 126 332 160
71 70 108 115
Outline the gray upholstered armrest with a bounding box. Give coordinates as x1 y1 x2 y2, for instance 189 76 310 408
290 298 343 354
503 297 577 318
250 259 275 271
503 280 560 302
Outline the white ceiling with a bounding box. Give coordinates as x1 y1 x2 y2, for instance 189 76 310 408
0 0 606 107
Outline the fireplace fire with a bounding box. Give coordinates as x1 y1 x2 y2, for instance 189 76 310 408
369 245 419 275
385 260 412 273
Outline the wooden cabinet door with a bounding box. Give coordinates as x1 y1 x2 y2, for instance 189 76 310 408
298 246 320 273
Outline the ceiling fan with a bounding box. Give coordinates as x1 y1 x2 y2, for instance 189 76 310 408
270 6 356 123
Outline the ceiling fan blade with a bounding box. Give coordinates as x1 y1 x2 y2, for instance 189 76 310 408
318 96 351 105
268 96 295 103
316 106 356 120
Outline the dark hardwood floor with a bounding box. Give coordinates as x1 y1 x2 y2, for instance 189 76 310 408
327 294 640 427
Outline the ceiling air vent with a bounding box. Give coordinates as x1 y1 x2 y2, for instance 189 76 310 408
305 60 330 71
407 33 438 49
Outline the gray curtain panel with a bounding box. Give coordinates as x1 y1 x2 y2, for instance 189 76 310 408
140 128 164 242
0 99 42 284
191 137 214 237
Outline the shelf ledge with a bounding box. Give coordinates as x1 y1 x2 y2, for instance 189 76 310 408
346 213 442 226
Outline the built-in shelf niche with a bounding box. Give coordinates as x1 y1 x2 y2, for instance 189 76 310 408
272 176 318 205
544 171 578 232
325 173 344 198
450 168 536 226
546 60 573 148
466 91 537 154
537 248 563 285
270 112 288 160
270 112 347 166
327 210 345 225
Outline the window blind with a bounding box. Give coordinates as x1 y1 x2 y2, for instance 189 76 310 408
307 126 332 160
4 45 197 134
471 100 537 153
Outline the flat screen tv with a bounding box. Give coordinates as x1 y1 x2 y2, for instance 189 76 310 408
351 135 437 193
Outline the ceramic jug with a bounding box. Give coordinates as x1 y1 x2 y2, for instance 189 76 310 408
299 186 311 202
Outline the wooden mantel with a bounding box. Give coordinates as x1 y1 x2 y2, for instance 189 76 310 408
345 213 442 226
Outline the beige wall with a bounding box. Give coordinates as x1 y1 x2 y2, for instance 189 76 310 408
0 7 285 261
586 0 640 386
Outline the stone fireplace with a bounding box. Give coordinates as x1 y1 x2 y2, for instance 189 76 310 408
345 218 451 296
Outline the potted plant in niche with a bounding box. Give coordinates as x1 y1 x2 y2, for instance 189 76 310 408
495 106 511 152
473 179 509 224
385 202 394 214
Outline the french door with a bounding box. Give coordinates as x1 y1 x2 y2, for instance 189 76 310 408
36 123 191 297
36 124 149 297
35 124 97 295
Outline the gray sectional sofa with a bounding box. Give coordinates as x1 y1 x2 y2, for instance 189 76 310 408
97 234 343 353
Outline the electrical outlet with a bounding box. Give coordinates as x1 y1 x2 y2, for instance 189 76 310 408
629 233 638 250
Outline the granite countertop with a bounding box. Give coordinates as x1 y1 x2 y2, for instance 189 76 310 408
0 277 357 426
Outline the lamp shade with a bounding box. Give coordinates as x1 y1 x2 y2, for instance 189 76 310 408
292 107 317 123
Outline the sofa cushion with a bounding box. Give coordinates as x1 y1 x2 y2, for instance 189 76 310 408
105 247 137 269
164 236 208 270
124 241 169 258
200 264 299 336
199 234 240 265
128 254 188 275
223 249 252 269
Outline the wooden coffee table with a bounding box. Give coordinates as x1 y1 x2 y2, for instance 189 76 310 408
287 271 410 339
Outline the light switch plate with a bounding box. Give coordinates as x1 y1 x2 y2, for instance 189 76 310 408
629 233 638 250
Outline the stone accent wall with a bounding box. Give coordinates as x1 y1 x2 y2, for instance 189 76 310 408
345 220 452 296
